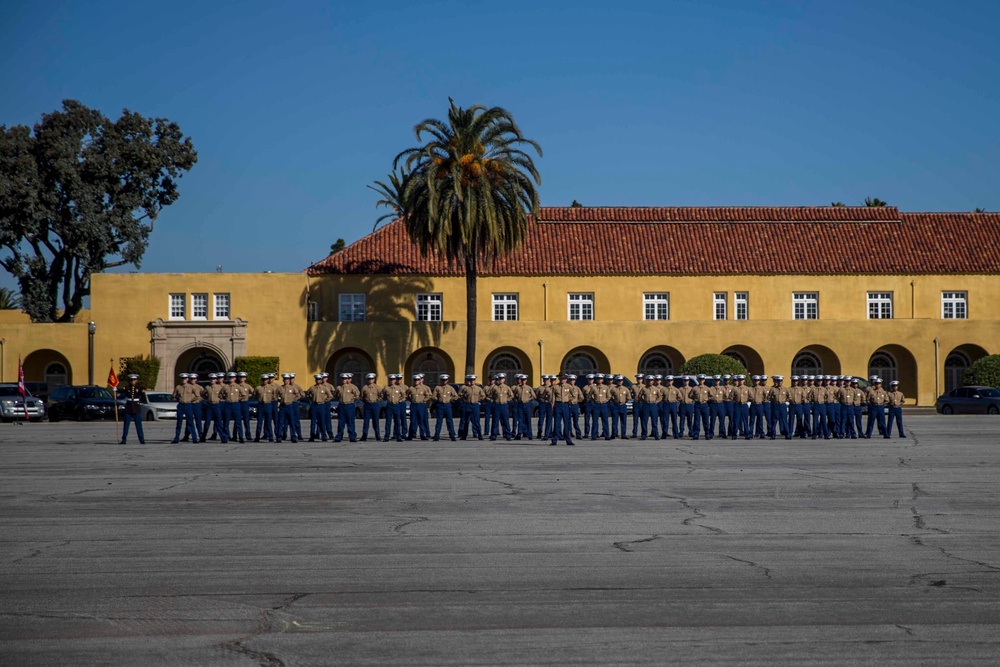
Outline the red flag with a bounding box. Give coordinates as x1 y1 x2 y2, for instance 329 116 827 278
108 366 119 389
18 357 28 421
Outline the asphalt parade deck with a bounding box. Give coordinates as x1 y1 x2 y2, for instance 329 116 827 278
2 415 999 665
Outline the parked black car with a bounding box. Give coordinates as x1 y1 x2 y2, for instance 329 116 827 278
46 385 124 421
935 386 1000 415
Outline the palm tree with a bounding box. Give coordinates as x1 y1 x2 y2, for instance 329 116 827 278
368 168 409 231
864 197 888 207
0 287 21 310
383 100 542 375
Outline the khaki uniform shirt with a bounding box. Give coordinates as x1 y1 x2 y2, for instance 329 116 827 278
583 384 596 402
887 390 905 407
707 386 725 403
306 383 333 404
749 386 769 404
610 385 631 405
809 386 827 404
277 384 303 405
237 382 253 401
491 384 514 404
769 386 791 403
513 385 536 403
690 385 711 404
679 386 694 405
434 384 459 404
631 383 643 401
335 384 361 404
361 384 383 403
551 384 575 404
384 384 408 405
592 384 611 404
537 385 553 403
868 388 889 405
570 385 584 405
851 387 865 406
408 384 433 405
205 383 225 404
459 384 486 404
789 386 807 405
733 385 752 403
638 385 662 404
663 385 683 403
253 383 278 404
219 383 242 404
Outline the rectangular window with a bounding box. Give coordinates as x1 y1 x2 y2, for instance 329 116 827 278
942 291 968 319
713 292 727 320
735 292 748 321
492 293 519 321
867 292 893 319
213 293 230 320
568 293 594 321
169 293 185 320
307 301 319 322
416 293 442 322
191 293 208 319
643 293 670 321
793 292 819 320
339 293 366 322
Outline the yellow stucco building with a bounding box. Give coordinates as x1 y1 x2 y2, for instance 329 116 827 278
2 206 998 406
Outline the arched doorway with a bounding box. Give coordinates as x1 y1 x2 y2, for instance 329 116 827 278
722 345 763 375
326 348 375 380
791 345 841 376
869 344 918 400
483 347 533 384
23 350 73 388
175 346 226 380
404 348 454 387
868 350 897 384
944 344 988 393
792 350 823 377
637 346 684 377
561 346 610 377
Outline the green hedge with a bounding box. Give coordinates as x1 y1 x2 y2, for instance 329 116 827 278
679 353 748 376
963 355 1000 390
122 355 161 389
234 356 280 382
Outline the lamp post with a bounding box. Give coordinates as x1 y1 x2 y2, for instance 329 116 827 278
88 322 96 385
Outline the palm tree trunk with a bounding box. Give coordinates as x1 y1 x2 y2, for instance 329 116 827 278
464 255 477 376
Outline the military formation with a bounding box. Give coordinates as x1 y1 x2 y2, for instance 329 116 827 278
117 368 908 446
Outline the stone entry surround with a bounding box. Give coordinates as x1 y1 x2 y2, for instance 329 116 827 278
149 318 247 390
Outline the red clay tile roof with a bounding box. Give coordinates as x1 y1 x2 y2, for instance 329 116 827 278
307 207 1000 276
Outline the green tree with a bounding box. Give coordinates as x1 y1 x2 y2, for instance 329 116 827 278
570 199 583 207
864 197 888 207
680 354 748 376
0 286 20 309
963 354 1000 390
830 201 846 207
379 99 542 375
0 100 197 322
974 207 986 213
330 238 346 253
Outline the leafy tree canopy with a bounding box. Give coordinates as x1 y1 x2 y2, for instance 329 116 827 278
680 354 748 376
963 355 1000 390
0 286 20 310
0 100 197 322
570 199 583 207
863 196 888 207
330 238 346 253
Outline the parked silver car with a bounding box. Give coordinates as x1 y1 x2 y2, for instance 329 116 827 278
0 384 46 422
138 392 179 421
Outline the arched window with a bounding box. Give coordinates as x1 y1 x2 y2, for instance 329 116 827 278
335 352 373 380
45 362 68 389
868 351 897 385
563 352 598 376
487 352 523 379
944 351 970 394
414 351 447 387
792 351 822 377
639 351 672 377
725 352 748 370
191 355 224 375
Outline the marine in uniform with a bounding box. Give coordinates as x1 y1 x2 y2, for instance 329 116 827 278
637 376 661 440
333 373 360 442
237 372 253 436
219 372 245 443
512 374 535 440
767 375 792 440
458 375 485 440
536 376 554 440
360 373 384 441
171 373 202 444
631 374 645 438
489 373 514 441
731 375 751 439
407 374 433 440
849 378 865 437
306 374 333 441
810 376 830 440
119 374 146 444
590 374 612 440
567 375 584 439
253 373 278 442
276 373 303 443
886 380 905 438
720 374 734 438
610 375 630 439
432 374 459 441
382 374 407 441
707 375 726 439
748 375 768 439
865 377 889 438
549 374 576 446
662 375 682 439
689 375 711 440
582 374 596 435
678 376 695 437
788 376 809 438
836 376 856 439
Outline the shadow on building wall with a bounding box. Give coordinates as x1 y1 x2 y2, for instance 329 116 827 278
305 262 457 376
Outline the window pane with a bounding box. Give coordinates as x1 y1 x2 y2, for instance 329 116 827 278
213 294 230 319
170 294 185 319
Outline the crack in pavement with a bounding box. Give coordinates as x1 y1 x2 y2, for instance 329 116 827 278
910 507 948 534
658 492 725 534
896 624 916 637
11 540 71 564
218 593 307 667
612 535 661 552
472 473 524 496
911 483 927 500
157 474 206 492
722 554 773 580
392 503 429 534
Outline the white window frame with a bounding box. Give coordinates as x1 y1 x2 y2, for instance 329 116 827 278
213 293 230 320
190 293 208 320
307 301 319 322
793 292 819 320
735 292 748 321
867 292 893 319
713 292 727 321
339 293 366 322
941 291 968 319
416 293 442 322
643 293 670 321
169 293 186 320
492 293 519 321
568 293 594 321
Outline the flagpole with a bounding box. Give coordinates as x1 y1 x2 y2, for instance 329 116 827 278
18 356 28 425
111 358 120 443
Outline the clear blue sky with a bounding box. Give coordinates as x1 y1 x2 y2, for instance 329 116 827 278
2 0 998 286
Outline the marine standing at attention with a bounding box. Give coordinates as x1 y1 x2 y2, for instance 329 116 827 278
119 374 146 444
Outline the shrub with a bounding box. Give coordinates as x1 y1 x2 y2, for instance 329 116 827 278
122 355 161 389
234 356 280 382
679 353 747 376
963 355 1000 390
